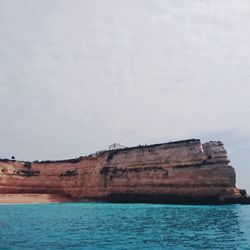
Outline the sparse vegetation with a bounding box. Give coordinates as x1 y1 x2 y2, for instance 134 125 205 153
23 162 32 169
16 170 40 177
59 170 78 177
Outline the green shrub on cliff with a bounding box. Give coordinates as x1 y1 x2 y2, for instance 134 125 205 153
23 162 32 169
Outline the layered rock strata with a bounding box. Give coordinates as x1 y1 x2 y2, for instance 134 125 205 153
0 139 248 204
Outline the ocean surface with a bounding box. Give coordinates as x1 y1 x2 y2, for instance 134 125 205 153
0 203 250 250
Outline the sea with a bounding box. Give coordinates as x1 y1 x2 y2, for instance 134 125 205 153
0 203 250 250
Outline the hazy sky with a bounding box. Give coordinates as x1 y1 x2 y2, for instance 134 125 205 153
0 0 250 191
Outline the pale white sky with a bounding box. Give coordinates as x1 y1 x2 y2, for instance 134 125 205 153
0 0 250 191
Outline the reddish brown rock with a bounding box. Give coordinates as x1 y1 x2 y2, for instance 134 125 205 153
0 139 248 204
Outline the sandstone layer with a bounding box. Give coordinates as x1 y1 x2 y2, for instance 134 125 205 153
0 139 248 204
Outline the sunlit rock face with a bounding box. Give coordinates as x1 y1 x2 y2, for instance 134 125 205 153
0 139 248 204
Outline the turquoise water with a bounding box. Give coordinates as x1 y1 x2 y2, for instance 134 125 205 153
0 203 250 249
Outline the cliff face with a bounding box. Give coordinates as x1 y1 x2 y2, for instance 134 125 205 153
0 139 247 204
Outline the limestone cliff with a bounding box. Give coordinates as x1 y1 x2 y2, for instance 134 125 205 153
0 139 248 204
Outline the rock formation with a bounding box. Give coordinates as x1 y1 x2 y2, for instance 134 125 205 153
0 139 249 204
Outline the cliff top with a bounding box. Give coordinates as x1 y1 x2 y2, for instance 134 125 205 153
0 138 203 164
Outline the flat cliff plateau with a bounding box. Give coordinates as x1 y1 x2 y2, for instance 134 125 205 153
0 139 249 204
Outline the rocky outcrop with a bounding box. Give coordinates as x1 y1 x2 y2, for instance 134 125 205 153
0 139 248 204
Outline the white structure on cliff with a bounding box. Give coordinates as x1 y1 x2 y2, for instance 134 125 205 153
109 143 126 150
